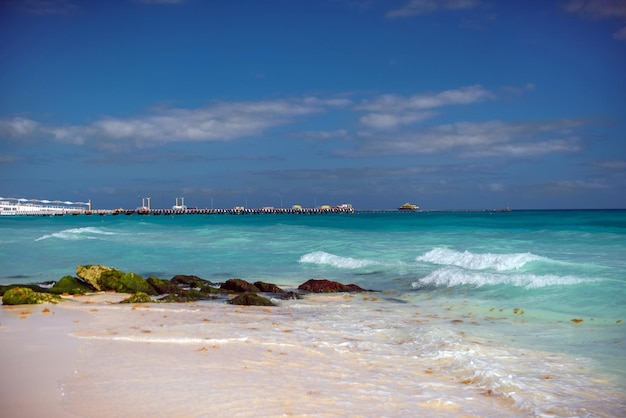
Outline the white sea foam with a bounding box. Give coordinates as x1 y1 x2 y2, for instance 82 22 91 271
413 266 595 289
299 251 378 269
73 334 249 344
35 227 116 241
416 247 547 271
406 327 615 416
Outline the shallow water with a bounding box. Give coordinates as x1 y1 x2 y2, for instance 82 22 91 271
2 210 625 416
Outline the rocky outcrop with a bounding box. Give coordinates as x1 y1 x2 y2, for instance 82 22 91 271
228 292 275 306
120 292 155 304
75 264 116 291
298 279 364 293
254 281 284 293
2 287 62 305
221 278 261 293
170 275 214 288
103 271 158 295
0 283 50 296
49 275 94 295
146 276 181 294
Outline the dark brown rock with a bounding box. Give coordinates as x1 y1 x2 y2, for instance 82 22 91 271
253 281 284 293
297 279 364 293
221 278 260 293
170 275 212 288
147 276 180 294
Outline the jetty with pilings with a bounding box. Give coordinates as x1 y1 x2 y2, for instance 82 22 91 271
0 196 355 216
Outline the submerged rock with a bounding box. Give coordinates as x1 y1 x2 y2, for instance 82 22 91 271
298 279 364 293
49 275 94 295
120 292 155 304
228 292 275 306
2 287 62 305
221 278 261 293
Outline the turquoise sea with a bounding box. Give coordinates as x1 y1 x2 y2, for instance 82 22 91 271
1 210 625 416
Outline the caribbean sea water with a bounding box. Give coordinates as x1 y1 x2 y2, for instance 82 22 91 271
1 210 625 416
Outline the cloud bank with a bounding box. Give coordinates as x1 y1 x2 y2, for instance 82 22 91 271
0 85 585 161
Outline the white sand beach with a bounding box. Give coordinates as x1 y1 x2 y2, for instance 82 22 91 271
1 292 622 417
0 299 88 417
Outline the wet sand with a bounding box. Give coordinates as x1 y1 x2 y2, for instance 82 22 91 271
0 293 515 417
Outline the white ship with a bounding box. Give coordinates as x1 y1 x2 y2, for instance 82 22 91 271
0 197 91 216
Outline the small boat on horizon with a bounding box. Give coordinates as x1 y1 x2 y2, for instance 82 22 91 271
398 203 419 212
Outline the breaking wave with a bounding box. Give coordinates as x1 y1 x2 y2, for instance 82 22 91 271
299 251 379 269
412 266 597 289
35 227 117 241
416 247 548 271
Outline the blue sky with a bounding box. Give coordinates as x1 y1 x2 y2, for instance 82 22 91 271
1 0 625 210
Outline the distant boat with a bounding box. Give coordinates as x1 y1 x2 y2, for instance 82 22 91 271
398 203 419 212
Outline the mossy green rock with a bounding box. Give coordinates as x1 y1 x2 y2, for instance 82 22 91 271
50 276 94 295
2 287 62 305
228 292 275 306
76 264 121 291
101 272 158 295
146 276 180 294
120 292 155 304
158 289 213 303
0 284 50 296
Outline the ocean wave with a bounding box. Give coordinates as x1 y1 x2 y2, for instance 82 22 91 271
416 247 547 271
412 266 596 289
299 251 378 269
35 227 117 241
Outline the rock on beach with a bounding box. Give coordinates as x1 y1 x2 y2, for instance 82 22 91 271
297 279 364 293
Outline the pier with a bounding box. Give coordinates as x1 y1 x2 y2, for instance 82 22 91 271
0 196 356 216
89 205 356 216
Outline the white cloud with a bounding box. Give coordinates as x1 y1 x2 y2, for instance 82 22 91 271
4 97 351 148
357 85 493 130
359 111 436 129
553 179 612 190
357 85 494 112
461 138 581 158
387 0 481 18
297 130 351 141
564 0 626 19
339 120 584 158
0 117 40 138
594 159 626 169
564 0 626 41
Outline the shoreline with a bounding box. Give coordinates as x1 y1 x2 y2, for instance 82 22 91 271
2 292 625 417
